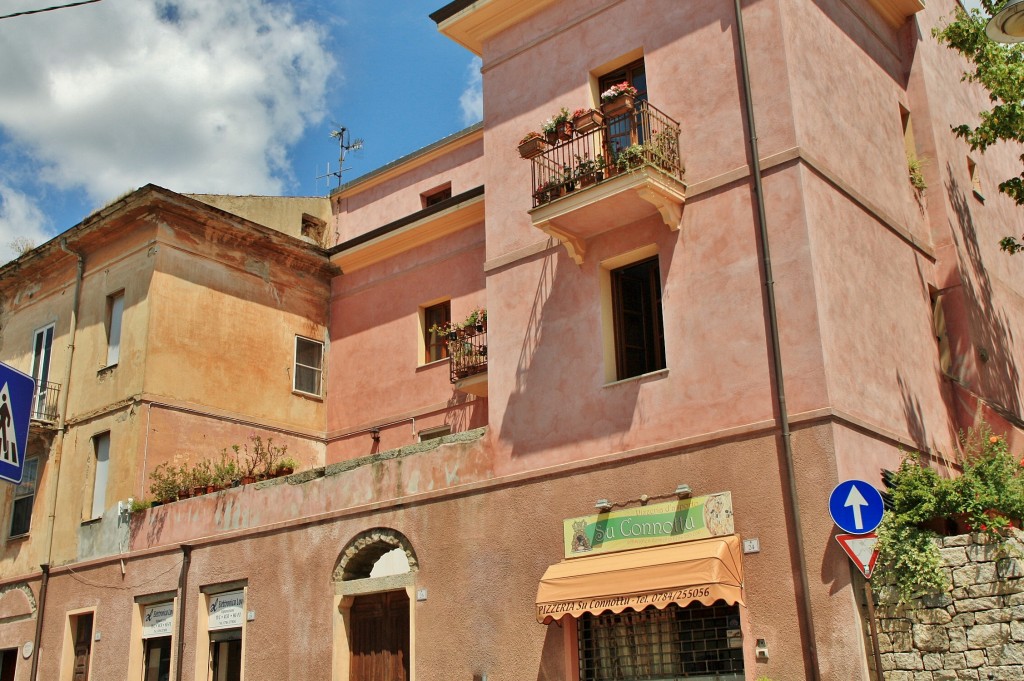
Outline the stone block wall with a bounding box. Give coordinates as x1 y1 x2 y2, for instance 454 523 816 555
874 532 1024 680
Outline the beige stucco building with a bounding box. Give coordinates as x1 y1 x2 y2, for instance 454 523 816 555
0 0 1021 679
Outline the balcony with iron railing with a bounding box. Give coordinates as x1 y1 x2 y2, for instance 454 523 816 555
32 380 60 423
447 327 487 396
525 100 686 264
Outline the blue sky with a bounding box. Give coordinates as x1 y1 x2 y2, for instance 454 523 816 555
0 0 481 262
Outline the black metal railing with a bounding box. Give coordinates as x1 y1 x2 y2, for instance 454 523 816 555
32 380 60 422
530 100 683 209
447 328 487 384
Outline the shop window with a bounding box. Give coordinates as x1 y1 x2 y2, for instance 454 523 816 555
139 601 174 681
577 603 744 681
31 324 54 419
423 301 451 363
10 456 38 537
421 183 452 208
294 336 324 396
206 590 245 681
600 58 647 159
90 433 110 520
610 256 665 381
105 292 124 367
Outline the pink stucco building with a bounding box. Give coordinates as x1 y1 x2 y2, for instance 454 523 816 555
0 0 1021 679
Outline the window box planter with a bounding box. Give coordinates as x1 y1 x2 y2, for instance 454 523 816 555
557 121 574 141
572 109 604 134
518 136 547 159
601 93 635 118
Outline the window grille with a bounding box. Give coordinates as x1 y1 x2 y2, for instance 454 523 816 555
578 602 744 681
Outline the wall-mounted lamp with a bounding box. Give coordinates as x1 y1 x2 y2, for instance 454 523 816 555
595 499 613 512
987 0 1024 43
674 484 692 499
370 428 380 443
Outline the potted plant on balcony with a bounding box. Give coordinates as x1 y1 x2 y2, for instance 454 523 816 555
518 131 547 159
148 462 181 506
555 107 573 141
600 82 638 117
534 177 562 204
572 107 604 135
575 154 606 187
191 459 214 496
541 116 559 144
616 143 648 172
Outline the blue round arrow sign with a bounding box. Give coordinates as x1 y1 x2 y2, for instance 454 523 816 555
829 480 884 534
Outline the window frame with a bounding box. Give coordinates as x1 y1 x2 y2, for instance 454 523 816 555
90 432 110 521
9 456 38 538
422 301 451 364
421 183 453 208
605 252 666 382
31 324 54 418
105 291 125 368
293 336 324 397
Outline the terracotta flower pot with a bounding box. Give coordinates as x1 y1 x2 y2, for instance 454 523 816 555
518 137 547 159
572 109 604 134
601 93 635 118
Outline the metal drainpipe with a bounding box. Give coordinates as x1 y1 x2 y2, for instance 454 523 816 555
29 241 84 681
28 564 48 681
175 545 192 681
732 1 821 679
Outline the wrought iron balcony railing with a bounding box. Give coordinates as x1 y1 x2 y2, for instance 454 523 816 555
447 328 487 384
32 380 60 422
530 100 683 209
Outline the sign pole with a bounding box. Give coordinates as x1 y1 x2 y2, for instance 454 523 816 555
864 580 884 681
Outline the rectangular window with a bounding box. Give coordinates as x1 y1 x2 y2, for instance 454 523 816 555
91 433 110 520
422 183 452 208
0 648 17 681
140 600 174 681
611 256 665 380
293 337 324 396
207 590 245 681
31 325 54 419
418 426 451 442
423 302 451 363
10 457 38 537
600 58 647 157
968 156 984 200
578 603 744 681
106 292 124 367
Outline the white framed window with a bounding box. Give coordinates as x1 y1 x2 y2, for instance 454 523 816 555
10 456 38 537
91 432 110 520
106 292 125 367
293 336 324 396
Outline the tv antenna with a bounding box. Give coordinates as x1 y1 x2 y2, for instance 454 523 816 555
316 125 363 194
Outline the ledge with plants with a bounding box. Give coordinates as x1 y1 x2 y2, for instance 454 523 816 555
875 425 1024 603
144 434 299 508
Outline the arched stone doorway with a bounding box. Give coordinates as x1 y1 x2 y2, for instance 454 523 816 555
332 529 418 681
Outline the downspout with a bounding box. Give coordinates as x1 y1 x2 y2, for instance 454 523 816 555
732 1 821 679
28 564 48 681
30 240 84 681
175 545 192 681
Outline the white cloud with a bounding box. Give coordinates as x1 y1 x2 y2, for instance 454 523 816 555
459 57 483 126
0 0 335 204
0 183 50 265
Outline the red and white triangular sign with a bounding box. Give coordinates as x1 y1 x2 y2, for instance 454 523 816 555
836 532 879 579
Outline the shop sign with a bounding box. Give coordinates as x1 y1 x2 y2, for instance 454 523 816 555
562 492 734 558
142 602 174 639
208 590 245 631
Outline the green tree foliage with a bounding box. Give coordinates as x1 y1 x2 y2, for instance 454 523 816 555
934 1 1024 252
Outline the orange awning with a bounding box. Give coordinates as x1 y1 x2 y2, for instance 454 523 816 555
536 535 744 624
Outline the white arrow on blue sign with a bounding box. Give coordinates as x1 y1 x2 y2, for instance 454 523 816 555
829 479 885 535
0 362 34 485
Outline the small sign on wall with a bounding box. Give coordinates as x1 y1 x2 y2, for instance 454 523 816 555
208 590 245 631
142 602 174 639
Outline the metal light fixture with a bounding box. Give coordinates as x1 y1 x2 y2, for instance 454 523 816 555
370 428 381 443
987 0 1024 43
674 484 693 499
595 499 613 512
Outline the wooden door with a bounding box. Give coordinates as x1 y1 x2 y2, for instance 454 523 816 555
349 591 409 681
72 614 93 681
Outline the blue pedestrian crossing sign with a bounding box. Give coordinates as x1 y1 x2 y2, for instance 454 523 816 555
829 479 885 534
0 362 34 485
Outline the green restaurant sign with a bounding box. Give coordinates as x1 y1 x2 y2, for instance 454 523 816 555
562 492 734 558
